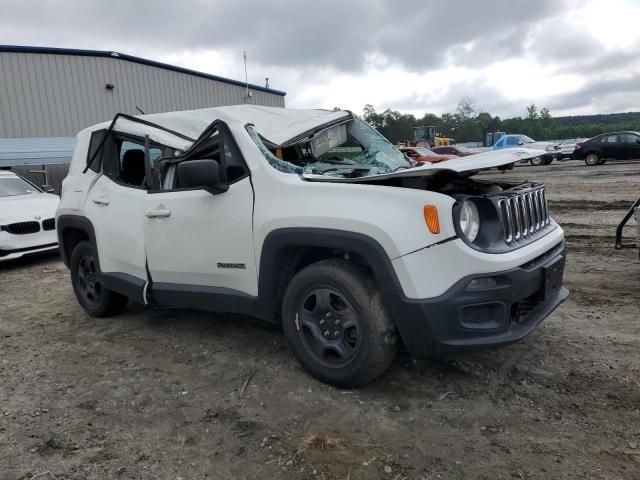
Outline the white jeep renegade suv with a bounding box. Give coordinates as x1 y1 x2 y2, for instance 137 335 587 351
56 106 568 387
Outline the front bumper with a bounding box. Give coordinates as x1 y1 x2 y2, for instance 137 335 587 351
0 229 59 262
0 243 59 262
391 241 568 358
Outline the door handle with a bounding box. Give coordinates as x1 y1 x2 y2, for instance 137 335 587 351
145 209 172 218
92 196 110 206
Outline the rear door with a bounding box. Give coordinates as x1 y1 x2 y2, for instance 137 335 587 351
143 122 257 296
83 132 165 283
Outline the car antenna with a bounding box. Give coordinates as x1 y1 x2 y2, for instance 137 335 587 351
243 51 252 103
136 105 146 115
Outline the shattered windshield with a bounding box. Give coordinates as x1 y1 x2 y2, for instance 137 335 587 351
247 117 413 178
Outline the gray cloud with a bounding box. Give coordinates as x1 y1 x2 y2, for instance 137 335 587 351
0 0 570 71
548 74 640 112
0 0 637 117
390 77 520 119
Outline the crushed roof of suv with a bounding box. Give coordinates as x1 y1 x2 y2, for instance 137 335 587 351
89 105 350 147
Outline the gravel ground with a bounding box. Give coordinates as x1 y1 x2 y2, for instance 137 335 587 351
1 160 640 480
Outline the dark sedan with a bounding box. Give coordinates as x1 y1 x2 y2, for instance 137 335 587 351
573 131 640 166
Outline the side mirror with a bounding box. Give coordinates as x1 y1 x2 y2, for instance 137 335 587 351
176 159 228 195
41 184 55 193
517 141 524 145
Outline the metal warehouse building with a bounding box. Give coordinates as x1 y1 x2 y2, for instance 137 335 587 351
0 45 286 190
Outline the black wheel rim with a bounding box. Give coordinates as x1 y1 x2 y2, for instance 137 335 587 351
77 255 102 306
295 287 361 369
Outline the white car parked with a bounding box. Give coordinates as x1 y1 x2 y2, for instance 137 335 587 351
56 106 568 387
0 170 59 261
558 138 588 160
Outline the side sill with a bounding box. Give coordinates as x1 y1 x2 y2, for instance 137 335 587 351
151 282 272 322
101 272 146 303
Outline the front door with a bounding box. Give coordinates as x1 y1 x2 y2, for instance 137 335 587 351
144 123 257 296
600 133 620 159
619 132 640 160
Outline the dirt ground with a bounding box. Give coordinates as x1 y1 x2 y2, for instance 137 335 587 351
1 160 640 480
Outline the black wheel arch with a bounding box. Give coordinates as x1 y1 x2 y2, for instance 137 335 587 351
257 228 429 351
57 215 145 303
57 215 98 268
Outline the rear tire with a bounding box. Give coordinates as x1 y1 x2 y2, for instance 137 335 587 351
281 259 397 388
585 153 600 166
530 156 544 166
70 241 128 317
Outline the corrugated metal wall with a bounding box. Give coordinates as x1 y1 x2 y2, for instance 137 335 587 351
0 137 75 167
0 51 285 138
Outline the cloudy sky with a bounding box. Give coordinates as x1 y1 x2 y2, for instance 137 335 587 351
2 0 639 118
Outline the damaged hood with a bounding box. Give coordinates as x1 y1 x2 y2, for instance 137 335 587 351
302 147 547 182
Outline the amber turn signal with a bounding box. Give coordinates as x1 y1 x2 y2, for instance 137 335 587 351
423 205 440 234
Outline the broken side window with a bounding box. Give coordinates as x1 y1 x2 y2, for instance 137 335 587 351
246 126 303 175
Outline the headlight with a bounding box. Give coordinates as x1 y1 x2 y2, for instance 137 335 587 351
459 200 480 242
545 145 554 152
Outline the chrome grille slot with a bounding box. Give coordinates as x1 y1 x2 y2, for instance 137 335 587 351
498 200 512 243
495 185 551 245
518 196 529 237
510 197 521 240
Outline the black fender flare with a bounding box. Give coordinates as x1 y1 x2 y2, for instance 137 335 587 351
257 228 436 355
56 215 145 302
56 215 98 268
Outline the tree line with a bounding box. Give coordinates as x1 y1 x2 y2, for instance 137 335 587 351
361 99 640 145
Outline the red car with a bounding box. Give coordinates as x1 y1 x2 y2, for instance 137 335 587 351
431 145 476 157
398 146 456 164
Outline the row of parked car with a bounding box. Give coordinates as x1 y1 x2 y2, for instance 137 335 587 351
493 132 640 166
403 131 640 168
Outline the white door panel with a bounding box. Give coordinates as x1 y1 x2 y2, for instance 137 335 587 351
84 175 148 280
144 177 257 295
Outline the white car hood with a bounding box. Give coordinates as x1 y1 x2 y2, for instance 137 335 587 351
302 147 547 183
0 193 60 224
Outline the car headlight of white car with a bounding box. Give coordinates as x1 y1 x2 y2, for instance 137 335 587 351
458 199 481 242
545 145 554 152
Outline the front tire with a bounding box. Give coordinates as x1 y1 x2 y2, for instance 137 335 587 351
585 153 600 166
70 241 128 317
281 259 397 388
